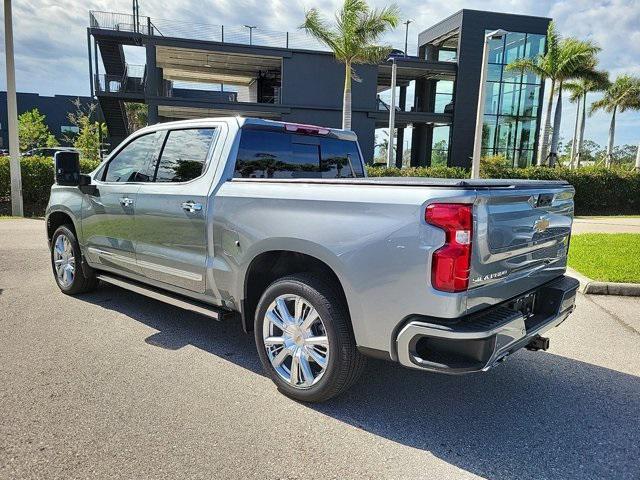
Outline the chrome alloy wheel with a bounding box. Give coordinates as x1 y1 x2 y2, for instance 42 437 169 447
262 294 330 389
53 234 75 288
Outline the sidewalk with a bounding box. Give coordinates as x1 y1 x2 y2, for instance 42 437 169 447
572 216 640 235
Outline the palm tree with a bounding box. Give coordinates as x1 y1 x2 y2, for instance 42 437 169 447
590 75 640 167
506 23 600 166
301 0 400 130
564 69 609 168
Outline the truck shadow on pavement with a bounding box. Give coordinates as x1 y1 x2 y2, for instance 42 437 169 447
83 285 640 480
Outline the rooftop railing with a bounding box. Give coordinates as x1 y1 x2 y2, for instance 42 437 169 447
89 11 329 51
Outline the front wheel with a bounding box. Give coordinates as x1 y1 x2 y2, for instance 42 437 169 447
50 225 98 295
254 273 366 402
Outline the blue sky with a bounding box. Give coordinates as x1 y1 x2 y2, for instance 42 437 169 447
0 0 638 148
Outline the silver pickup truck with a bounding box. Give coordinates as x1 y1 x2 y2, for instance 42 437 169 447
46 117 579 402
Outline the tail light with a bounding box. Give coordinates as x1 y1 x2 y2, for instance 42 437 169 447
425 203 473 292
285 123 330 135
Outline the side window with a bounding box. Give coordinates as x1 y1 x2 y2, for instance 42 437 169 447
154 128 216 182
103 133 159 183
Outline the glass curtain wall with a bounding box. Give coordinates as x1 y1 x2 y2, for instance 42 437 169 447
481 32 545 166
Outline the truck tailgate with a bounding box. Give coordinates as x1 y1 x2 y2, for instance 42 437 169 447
466 183 575 313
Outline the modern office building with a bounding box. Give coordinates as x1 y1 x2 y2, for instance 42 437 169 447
0 92 98 149
87 9 550 167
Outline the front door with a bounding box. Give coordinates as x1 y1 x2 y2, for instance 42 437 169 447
83 131 162 276
134 127 219 293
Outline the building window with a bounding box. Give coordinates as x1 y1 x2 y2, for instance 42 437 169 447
434 80 453 113
481 31 546 166
431 126 450 166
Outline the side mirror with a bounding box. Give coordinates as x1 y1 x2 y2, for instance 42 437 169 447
54 151 80 186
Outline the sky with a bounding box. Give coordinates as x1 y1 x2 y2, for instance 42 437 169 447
0 0 639 148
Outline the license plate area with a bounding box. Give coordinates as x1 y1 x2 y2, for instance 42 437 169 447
507 291 537 319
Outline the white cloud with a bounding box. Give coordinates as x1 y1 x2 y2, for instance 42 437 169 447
0 0 638 146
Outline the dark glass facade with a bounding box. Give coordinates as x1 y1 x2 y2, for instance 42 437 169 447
481 31 546 166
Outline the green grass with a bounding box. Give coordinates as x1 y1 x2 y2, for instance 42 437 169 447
568 234 640 283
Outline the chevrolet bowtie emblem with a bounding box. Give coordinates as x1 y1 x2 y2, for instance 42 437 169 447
534 217 550 233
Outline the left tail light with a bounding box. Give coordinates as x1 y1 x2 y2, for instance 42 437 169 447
425 203 473 293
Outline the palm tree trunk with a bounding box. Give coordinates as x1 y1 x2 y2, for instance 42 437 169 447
538 80 555 166
549 82 563 167
342 62 352 130
576 93 587 168
569 94 580 169
635 142 640 171
606 105 616 168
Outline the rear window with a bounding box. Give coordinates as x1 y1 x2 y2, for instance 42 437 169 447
234 129 364 179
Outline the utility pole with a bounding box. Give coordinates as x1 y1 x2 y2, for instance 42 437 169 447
635 142 640 171
386 56 397 168
403 20 412 57
4 0 23 216
471 29 508 179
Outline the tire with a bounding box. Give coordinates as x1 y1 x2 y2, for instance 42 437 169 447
50 225 98 295
254 273 366 402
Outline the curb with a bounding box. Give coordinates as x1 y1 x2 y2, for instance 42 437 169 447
567 268 640 297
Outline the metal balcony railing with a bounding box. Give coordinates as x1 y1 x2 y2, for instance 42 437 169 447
94 64 146 95
89 10 331 51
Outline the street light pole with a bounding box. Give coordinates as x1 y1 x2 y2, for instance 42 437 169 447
403 20 412 57
471 29 508 179
386 57 397 168
244 25 257 45
4 0 23 216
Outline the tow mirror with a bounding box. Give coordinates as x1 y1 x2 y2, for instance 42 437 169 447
54 151 80 186
54 151 96 195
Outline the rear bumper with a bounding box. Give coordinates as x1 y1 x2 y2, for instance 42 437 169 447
395 275 579 373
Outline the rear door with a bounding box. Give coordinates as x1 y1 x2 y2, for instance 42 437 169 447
466 184 575 311
83 131 162 276
134 126 220 293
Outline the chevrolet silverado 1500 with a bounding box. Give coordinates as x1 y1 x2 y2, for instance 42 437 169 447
46 117 578 402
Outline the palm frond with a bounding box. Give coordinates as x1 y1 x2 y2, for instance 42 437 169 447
300 8 342 57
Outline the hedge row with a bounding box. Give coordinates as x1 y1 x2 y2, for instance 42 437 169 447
1 156 638 216
367 164 640 216
0 156 100 216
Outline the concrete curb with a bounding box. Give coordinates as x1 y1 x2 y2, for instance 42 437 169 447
567 268 640 297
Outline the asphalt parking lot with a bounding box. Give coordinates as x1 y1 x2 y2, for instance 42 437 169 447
1 219 639 479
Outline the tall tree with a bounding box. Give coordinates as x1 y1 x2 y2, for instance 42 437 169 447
590 74 640 167
301 0 400 130
124 102 148 132
506 23 600 166
17 108 59 153
564 69 609 168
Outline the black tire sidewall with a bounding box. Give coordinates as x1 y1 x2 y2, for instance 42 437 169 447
50 225 84 295
254 275 349 402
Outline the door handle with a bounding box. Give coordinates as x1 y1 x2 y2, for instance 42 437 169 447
181 201 202 213
119 197 134 207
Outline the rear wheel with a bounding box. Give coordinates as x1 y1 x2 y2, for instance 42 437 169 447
254 273 366 402
50 225 98 295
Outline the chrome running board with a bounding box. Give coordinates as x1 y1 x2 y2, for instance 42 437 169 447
96 273 233 321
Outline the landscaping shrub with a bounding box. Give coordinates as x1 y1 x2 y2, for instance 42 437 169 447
0 156 100 217
1 156 638 217
367 163 640 216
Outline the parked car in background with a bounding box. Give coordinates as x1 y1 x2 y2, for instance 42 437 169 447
23 147 79 158
45 117 579 402
0 149 9 156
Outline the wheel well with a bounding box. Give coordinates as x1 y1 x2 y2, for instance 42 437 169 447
242 251 349 333
47 211 75 242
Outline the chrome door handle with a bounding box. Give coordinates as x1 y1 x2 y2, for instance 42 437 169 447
181 201 202 213
120 197 134 207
